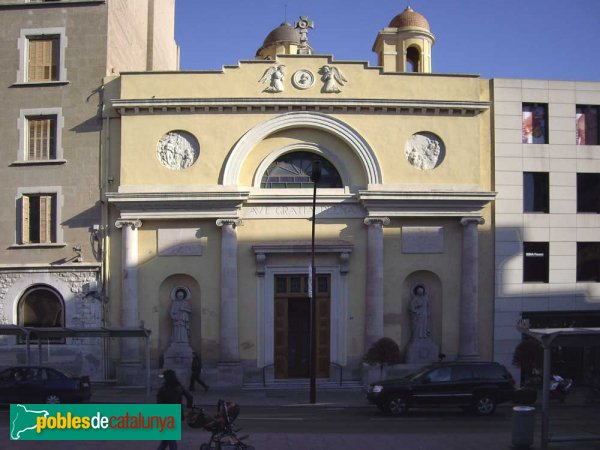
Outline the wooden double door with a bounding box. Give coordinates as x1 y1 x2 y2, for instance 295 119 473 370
274 274 330 379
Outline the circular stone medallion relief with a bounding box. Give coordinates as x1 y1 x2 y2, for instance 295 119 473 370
405 132 445 170
156 131 200 170
292 69 315 90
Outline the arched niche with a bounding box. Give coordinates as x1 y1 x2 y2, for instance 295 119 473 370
401 270 443 352
158 274 201 358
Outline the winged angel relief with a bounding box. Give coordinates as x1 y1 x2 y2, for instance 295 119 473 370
259 65 286 93
319 65 347 93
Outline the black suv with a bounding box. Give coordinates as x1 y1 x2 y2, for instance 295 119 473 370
367 361 515 416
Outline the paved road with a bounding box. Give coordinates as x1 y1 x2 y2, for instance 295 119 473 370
2 402 600 450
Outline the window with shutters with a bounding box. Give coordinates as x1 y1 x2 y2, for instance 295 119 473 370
16 108 63 164
26 116 56 160
27 36 59 82
17 28 67 85
21 194 56 244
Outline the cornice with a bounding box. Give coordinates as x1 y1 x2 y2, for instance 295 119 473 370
111 98 490 117
105 190 249 220
359 190 496 217
0 263 100 272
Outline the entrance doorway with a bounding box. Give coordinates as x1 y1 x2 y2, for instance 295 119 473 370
274 274 330 379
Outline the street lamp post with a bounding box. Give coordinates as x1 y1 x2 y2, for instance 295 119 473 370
309 160 322 404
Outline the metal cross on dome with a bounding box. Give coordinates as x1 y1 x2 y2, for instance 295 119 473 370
295 16 314 54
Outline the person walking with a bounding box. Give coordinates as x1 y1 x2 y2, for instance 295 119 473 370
157 369 193 450
189 351 209 392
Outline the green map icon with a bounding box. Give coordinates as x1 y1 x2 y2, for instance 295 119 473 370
10 404 49 440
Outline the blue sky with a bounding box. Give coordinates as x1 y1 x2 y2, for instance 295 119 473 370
174 0 600 81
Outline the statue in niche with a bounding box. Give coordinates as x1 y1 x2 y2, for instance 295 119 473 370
156 131 198 170
170 286 192 343
409 284 431 339
259 65 286 93
319 65 347 93
405 133 442 170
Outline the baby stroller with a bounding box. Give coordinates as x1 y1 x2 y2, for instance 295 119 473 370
188 399 254 450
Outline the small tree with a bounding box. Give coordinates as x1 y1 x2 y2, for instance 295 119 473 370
364 337 402 377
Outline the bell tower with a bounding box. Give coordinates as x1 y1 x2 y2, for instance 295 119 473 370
372 6 435 73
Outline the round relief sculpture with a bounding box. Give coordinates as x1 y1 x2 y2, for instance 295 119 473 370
156 131 199 170
292 69 315 90
405 132 445 170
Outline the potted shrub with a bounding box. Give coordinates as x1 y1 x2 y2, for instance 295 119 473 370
364 337 402 382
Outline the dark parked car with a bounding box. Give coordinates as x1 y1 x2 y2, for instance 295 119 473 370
367 361 516 416
0 366 91 404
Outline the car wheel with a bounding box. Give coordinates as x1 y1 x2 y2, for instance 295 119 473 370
45 394 61 404
475 395 496 415
376 403 390 414
387 396 409 416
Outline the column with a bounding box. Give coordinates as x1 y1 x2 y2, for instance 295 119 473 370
458 217 484 361
216 219 241 362
115 219 142 364
364 217 389 350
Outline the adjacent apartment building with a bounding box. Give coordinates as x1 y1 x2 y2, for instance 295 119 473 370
493 79 600 382
0 0 178 380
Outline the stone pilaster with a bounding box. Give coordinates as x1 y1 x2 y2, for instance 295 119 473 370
115 219 143 384
363 217 390 351
458 217 484 361
216 219 242 386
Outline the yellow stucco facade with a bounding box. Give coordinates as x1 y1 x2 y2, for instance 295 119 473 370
104 12 495 386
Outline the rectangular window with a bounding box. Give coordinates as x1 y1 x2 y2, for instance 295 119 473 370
576 105 599 145
577 242 600 282
522 103 548 144
27 36 59 82
577 173 600 213
523 242 549 283
524 172 549 213
26 116 56 160
21 194 56 244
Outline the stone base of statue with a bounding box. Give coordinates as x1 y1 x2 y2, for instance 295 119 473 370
405 338 439 364
163 342 193 386
216 361 243 388
116 361 144 385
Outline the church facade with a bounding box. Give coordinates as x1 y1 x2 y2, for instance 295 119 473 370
104 8 496 385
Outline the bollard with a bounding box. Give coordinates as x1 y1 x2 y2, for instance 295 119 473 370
511 405 535 449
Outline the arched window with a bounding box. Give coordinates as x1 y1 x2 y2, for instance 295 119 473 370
261 151 343 188
406 46 420 73
17 286 64 343
18 286 64 328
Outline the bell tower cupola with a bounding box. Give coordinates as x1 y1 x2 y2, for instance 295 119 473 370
372 6 435 73
256 17 315 60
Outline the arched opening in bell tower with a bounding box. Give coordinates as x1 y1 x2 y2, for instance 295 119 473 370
406 46 421 72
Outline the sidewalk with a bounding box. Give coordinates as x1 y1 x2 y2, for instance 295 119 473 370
91 384 370 407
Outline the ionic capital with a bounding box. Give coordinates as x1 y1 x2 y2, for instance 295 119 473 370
115 219 143 230
216 219 242 228
364 217 390 227
460 217 485 227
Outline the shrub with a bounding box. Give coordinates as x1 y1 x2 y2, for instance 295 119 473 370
364 337 401 375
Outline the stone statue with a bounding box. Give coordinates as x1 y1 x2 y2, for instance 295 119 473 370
409 284 430 339
170 287 192 343
319 65 347 93
259 65 286 93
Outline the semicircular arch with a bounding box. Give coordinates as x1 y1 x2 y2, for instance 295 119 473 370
223 112 382 185
252 142 348 188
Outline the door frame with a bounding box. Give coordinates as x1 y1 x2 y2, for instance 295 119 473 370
258 265 347 369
